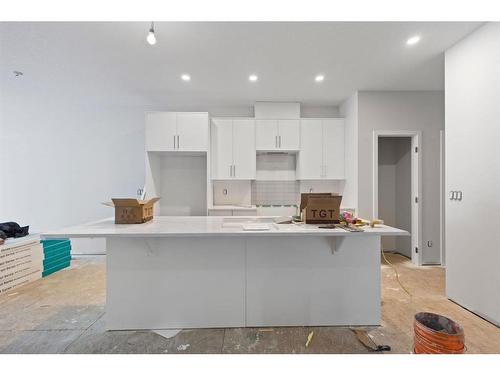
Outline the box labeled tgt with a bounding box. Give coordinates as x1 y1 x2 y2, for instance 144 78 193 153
302 195 342 224
105 198 160 224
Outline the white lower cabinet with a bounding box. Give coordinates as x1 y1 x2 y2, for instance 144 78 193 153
297 119 345 179
211 118 256 180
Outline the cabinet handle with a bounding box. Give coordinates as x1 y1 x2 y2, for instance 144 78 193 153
279 135 281 148
177 135 180 149
233 165 236 177
230 165 232 177
275 135 278 148
174 135 176 149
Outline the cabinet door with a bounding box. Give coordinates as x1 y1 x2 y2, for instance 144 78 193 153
297 119 323 179
278 120 300 151
145 112 177 151
255 120 278 151
177 113 208 151
232 119 256 179
323 119 345 179
211 118 233 179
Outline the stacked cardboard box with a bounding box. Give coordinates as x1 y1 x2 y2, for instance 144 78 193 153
0 237 72 295
0 236 43 295
41 239 71 277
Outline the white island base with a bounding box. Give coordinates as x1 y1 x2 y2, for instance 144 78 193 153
108 235 381 330
43 216 407 330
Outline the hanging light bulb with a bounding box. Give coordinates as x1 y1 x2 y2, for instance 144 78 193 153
147 22 156 45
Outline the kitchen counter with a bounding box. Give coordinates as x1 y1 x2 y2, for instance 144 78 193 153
42 216 408 330
43 216 407 238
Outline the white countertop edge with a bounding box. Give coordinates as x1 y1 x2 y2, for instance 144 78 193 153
41 216 409 239
41 231 408 239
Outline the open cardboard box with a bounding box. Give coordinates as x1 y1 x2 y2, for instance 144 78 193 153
103 197 160 224
300 193 342 224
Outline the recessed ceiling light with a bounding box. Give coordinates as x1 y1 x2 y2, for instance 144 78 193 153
181 74 191 81
249 74 258 82
315 75 325 82
406 35 421 46
146 22 156 45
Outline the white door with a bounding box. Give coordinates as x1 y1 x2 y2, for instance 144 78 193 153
211 118 233 179
255 120 278 151
232 119 256 179
145 112 177 151
323 119 345 179
298 119 323 179
278 120 300 151
176 113 208 151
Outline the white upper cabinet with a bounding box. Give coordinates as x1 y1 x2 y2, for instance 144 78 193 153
297 119 345 180
297 119 323 179
145 112 177 151
211 118 256 180
256 120 278 151
176 113 209 151
323 119 345 179
255 119 300 151
211 118 233 179
232 119 256 179
145 112 208 152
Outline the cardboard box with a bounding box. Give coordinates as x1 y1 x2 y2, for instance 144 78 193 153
301 194 342 224
104 198 160 224
300 193 336 212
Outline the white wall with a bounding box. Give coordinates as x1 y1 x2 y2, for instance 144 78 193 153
445 22 500 325
356 91 444 264
0 89 339 254
339 92 358 212
0 89 145 238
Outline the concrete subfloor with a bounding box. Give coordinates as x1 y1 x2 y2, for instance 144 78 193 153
0 253 499 354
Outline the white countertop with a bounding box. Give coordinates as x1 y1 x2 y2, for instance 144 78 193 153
42 216 409 239
209 205 257 210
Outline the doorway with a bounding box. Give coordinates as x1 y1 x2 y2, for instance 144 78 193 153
373 131 422 265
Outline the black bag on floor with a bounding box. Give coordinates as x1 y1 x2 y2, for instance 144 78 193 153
0 222 29 238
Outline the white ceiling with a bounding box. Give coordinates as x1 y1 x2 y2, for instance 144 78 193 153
0 22 483 108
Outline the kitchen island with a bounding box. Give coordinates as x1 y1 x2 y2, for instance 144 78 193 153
43 216 408 330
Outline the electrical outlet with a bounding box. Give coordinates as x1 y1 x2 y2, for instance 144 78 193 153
427 240 433 247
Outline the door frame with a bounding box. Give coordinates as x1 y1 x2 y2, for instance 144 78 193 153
372 130 422 266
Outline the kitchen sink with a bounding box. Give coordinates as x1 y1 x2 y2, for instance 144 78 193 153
221 217 276 228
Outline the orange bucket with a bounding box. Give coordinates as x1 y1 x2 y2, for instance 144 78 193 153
414 312 465 354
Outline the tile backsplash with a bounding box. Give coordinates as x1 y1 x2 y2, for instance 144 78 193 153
251 180 346 207
213 181 252 206
251 180 300 206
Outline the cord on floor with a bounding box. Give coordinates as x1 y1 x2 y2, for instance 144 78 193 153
381 248 412 297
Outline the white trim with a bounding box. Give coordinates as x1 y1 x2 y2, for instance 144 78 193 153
372 130 422 266
440 130 445 266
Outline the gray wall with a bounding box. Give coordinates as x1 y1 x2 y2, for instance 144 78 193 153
357 91 444 264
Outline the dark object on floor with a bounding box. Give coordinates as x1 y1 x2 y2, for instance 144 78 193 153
352 329 391 353
414 312 465 354
0 222 30 238
0 230 7 240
